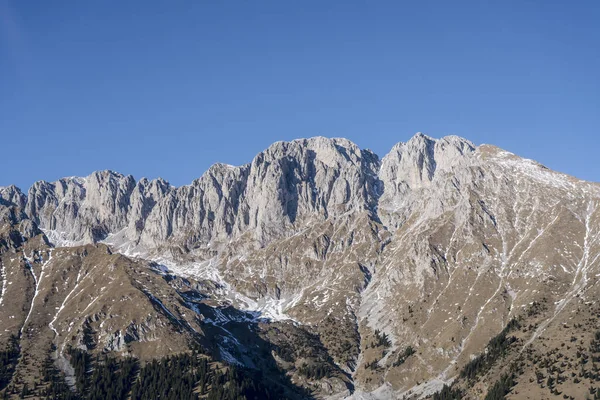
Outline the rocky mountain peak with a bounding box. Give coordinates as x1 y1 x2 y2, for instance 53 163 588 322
381 133 475 187
8 134 478 250
253 136 366 169
0 185 26 208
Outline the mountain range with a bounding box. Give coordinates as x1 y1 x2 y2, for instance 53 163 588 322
1 133 600 399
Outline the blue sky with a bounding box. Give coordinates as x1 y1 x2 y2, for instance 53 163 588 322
1 1 599 190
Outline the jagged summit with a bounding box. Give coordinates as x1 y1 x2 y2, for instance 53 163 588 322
13 133 472 194
0 185 26 208
4 132 589 251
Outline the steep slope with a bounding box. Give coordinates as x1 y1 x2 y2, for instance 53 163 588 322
352 140 600 398
25 137 379 252
0 194 346 399
1 133 600 399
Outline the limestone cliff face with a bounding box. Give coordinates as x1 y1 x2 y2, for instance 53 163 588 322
21 137 381 251
25 172 136 244
0 185 27 209
19 134 479 254
379 133 475 193
377 133 477 229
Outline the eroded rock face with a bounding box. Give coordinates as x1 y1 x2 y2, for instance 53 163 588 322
0 186 43 250
377 133 477 229
23 137 381 251
0 185 27 209
379 133 474 192
19 134 479 254
25 172 136 244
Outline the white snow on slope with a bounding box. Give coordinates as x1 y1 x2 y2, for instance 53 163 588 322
0 259 7 306
21 251 52 335
151 255 299 322
49 269 83 338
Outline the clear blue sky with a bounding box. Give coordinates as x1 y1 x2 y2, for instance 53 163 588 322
1 1 599 190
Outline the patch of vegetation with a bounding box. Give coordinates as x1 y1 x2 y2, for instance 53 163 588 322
590 330 600 355
460 318 520 381
297 362 331 380
274 344 295 363
87 354 139 400
526 300 547 317
460 353 486 381
393 346 416 367
484 373 516 400
29 345 298 400
68 348 91 394
372 330 391 348
40 345 79 400
131 352 208 400
317 316 359 367
0 335 19 391
365 360 379 370
209 366 289 400
432 384 463 400
263 321 341 389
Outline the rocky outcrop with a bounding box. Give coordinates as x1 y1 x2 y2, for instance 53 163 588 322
0 185 27 209
379 133 474 193
377 133 476 229
21 137 381 251
25 172 136 244
0 185 43 251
